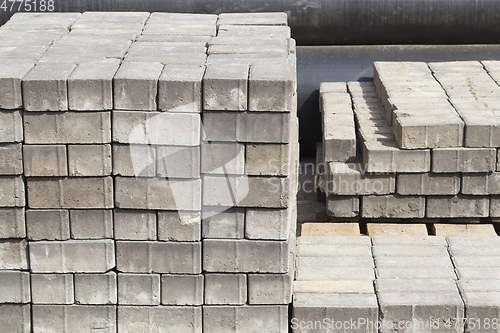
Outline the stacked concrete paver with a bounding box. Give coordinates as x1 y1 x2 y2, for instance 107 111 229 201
320 60 500 219
0 11 297 332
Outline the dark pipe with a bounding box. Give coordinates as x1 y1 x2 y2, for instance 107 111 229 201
2 1 500 45
297 45 500 156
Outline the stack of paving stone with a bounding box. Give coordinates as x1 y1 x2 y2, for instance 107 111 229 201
320 60 500 219
0 11 298 333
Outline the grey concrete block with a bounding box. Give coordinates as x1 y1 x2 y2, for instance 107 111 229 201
491 196 500 217
362 195 425 218
458 280 500 292
203 63 249 110
296 256 374 269
0 304 30 333
0 239 27 270
245 208 291 240
249 62 294 111
68 59 120 110
449 247 500 257
453 256 500 268
217 12 288 25
456 267 500 280
297 244 372 257
29 240 115 273
114 61 163 110
118 273 160 305
27 177 113 209
0 271 30 303
374 256 453 268
292 293 378 333
112 111 200 145
116 241 201 274
67 144 112 176
458 113 500 148
23 144 67 177
203 239 289 273
204 273 247 305
371 235 447 246
158 64 205 112
0 60 35 109
327 195 360 217
0 176 24 207
157 146 200 178
293 280 374 294
24 111 111 144
33 305 116 333
0 143 22 175
114 209 156 240
323 125 356 163
298 235 371 246
118 306 202 333
158 211 201 242
372 245 450 257
70 209 113 239
22 62 76 111
248 273 292 304
397 172 460 195
376 266 457 279
463 173 500 195
296 266 375 281
0 207 25 238
0 110 23 142
31 274 74 304
161 274 204 305
432 148 496 173
447 236 500 248
201 207 245 239
427 195 489 218
26 209 70 241
204 305 288 333
460 291 500 333
202 112 238 141
236 112 291 143
246 143 289 176
74 272 117 305
376 279 459 294
115 177 201 211
201 142 244 175
112 144 156 177
124 52 207 65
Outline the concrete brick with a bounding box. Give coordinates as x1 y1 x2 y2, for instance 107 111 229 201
246 143 289 176
158 211 201 242
377 292 464 333
204 273 247 305
22 62 76 111
327 195 360 217
362 195 425 218
26 209 70 241
0 239 27 270
490 196 500 217
70 209 113 239
217 12 288 25
23 144 67 177
432 147 496 173
217 24 291 37
372 245 450 257
201 142 244 175
245 208 290 240
292 293 378 333
31 274 74 304
321 82 348 93
447 236 500 248
427 195 489 218
116 241 201 274
376 266 456 279
0 110 23 142
118 273 160 305
161 274 204 305
0 60 35 109
460 291 500 333
0 143 22 175
455 267 500 280
202 112 238 141
201 207 245 239
204 305 288 333
248 274 292 304
115 177 201 211
371 235 446 246
296 256 374 268
33 305 116 333
29 240 115 273
0 207 25 238
462 172 500 195
374 256 452 268
112 143 156 177
158 64 204 112
293 280 374 294
202 176 289 208
323 125 356 163
157 146 200 178
112 111 200 145
67 59 120 110
0 271 30 303
114 209 156 240
456 113 500 148
203 63 248 110
397 172 460 195
297 235 371 246
458 280 500 292
118 306 202 333
326 162 395 195
0 304 30 333
67 144 112 176
237 112 291 143
24 111 111 144
114 61 163 110
74 272 117 305
0 176 24 207
453 256 500 268
376 279 459 294
296 265 375 281
27 177 113 209
249 62 294 111
203 239 289 273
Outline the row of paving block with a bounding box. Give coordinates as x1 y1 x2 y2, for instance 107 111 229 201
293 235 500 333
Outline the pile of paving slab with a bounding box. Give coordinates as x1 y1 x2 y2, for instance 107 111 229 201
293 235 500 333
0 11 298 332
320 60 500 219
